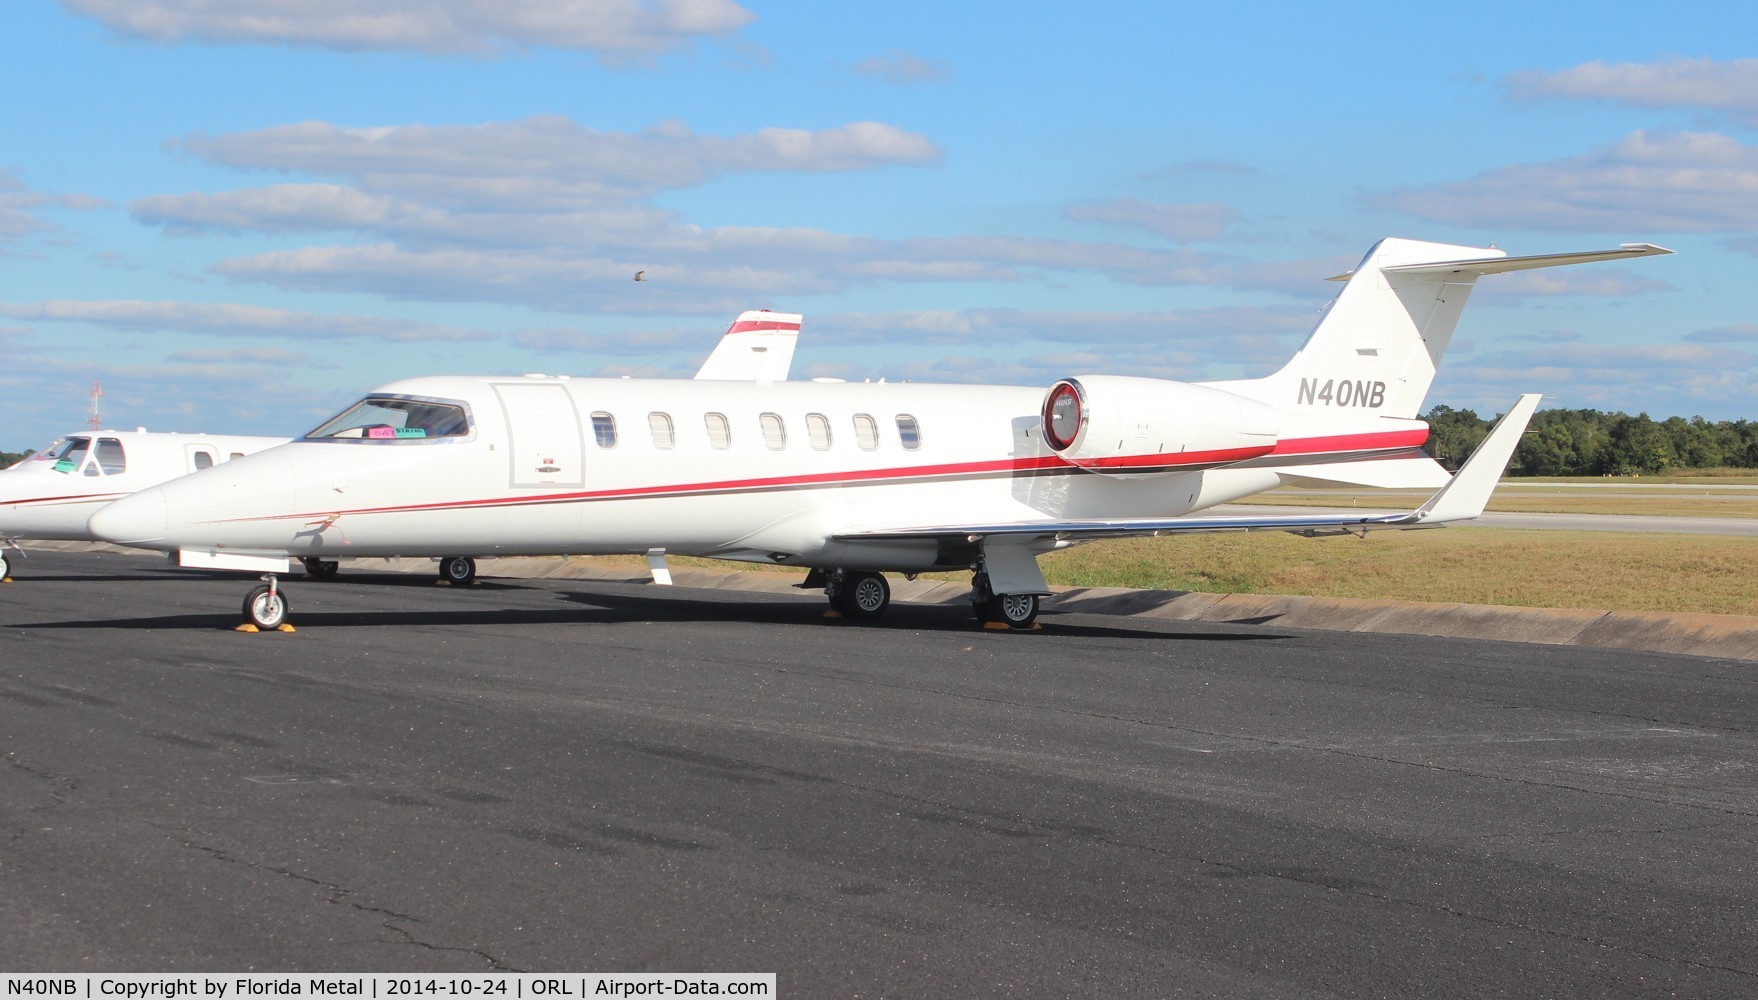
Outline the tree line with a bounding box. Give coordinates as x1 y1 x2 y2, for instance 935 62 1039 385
1425 405 1758 476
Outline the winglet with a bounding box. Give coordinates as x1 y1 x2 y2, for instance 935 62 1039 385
1410 394 1541 524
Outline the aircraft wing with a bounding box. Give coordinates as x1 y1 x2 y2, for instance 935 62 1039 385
835 394 1539 545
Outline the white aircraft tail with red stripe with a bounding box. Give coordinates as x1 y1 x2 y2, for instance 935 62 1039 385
694 310 802 382
1223 238 1671 421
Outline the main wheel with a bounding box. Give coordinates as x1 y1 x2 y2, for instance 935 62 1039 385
242 585 289 630
301 557 339 579
835 571 891 619
440 556 477 585
983 592 1040 629
0 550 11 579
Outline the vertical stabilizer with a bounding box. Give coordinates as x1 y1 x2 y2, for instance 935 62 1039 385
1222 239 1671 421
694 310 802 381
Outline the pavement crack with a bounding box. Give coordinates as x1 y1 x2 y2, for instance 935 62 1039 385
150 824 427 925
379 921 522 971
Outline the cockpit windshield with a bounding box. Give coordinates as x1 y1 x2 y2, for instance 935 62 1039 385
305 396 472 442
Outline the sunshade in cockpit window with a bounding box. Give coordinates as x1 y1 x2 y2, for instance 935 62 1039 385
306 397 471 441
51 437 91 473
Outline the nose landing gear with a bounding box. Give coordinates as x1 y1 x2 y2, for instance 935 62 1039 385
240 574 294 632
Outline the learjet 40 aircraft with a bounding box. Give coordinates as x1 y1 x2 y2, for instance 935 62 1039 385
87 238 1670 630
0 428 286 580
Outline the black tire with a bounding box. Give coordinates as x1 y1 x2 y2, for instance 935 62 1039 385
983 592 1040 629
836 571 890 619
440 556 477 585
0 551 10 579
301 558 339 580
242 585 289 630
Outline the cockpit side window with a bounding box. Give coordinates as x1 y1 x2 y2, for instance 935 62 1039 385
305 397 472 442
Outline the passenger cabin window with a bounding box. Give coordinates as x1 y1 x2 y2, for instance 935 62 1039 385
648 412 675 449
706 413 731 449
853 414 879 451
760 413 786 450
306 397 472 442
96 438 126 475
896 415 922 451
229 452 246 461
806 413 832 451
192 451 215 470
591 412 617 448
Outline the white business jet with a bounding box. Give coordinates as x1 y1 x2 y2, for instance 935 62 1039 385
0 428 287 580
87 239 1669 631
0 309 800 585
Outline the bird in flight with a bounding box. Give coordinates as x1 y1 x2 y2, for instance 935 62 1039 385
633 270 647 282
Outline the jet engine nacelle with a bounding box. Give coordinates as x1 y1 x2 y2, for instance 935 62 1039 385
1040 375 1280 476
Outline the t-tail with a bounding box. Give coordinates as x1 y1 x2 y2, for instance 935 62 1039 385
1224 238 1672 420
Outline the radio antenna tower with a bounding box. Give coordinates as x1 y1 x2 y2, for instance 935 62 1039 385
88 380 104 430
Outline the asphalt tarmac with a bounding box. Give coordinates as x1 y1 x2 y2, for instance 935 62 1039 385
4 550 1756 996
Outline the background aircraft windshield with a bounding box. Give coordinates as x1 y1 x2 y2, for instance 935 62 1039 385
50 437 92 472
306 397 471 442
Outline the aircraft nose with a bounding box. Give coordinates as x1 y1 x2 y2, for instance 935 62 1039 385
89 486 169 545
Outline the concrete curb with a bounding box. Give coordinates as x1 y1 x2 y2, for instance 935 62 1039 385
18 543 1758 662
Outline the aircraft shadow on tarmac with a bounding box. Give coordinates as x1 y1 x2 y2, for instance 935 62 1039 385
9 582 1288 642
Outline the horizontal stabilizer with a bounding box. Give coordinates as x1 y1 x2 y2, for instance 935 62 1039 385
1382 243 1673 277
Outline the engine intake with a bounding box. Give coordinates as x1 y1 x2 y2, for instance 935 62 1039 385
1041 375 1280 476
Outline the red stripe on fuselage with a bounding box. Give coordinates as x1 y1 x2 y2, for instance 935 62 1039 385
210 427 1428 526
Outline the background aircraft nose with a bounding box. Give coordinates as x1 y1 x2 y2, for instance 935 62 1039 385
89 486 168 545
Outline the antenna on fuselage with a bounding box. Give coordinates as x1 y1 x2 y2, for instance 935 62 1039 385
87 380 103 430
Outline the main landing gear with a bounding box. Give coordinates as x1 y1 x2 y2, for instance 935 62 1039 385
439 556 477 585
970 571 1041 630
300 557 340 579
826 569 891 619
812 567 1041 630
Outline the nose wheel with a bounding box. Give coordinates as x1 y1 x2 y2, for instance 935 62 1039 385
241 575 293 632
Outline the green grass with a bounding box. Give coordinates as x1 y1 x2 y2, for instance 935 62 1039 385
579 528 1758 617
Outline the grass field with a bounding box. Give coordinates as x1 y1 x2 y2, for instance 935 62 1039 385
584 527 1758 618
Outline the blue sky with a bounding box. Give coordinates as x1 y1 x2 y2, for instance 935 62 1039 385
3 1 1755 449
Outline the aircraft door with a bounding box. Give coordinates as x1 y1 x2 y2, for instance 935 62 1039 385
493 383 586 488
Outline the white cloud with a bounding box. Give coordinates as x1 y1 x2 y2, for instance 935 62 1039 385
1505 57 1758 124
0 299 497 342
853 51 952 85
1065 198 1242 243
1685 323 1758 344
62 0 756 58
1370 130 1758 232
160 117 942 209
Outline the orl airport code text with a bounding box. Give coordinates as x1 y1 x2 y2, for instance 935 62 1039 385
3 978 773 1000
